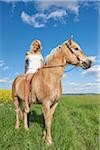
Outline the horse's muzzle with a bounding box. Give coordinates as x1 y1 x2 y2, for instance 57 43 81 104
82 60 92 69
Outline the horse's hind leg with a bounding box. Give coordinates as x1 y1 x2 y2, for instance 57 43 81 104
13 96 21 129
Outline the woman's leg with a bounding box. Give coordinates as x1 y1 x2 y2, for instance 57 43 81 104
24 73 33 113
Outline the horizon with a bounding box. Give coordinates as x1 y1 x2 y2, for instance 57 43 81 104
0 0 100 94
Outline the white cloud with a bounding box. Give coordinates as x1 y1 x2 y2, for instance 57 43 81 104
64 1 80 15
82 56 100 80
96 78 100 83
47 9 67 20
0 0 32 2
0 59 9 71
20 1 82 28
0 77 13 84
21 11 32 24
34 1 80 15
0 62 5 67
97 73 100 78
83 65 100 75
21 9 67 28
69 82 80 86
0 60 3 63
88 56 96 62
62 73 68 78
0 77 9 83
62 81 100 94
20 1 99 28
15 72 20 75
3 66 9 71
82 82 97 87
2 0 99 28
21 11 46 28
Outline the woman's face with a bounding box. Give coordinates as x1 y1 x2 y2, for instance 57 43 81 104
30 40 41 54
32 41 40 51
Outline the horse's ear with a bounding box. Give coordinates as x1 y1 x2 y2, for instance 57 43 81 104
71 35 73 39
67 38 72 45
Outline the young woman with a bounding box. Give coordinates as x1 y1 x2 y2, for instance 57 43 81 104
24 39 44 113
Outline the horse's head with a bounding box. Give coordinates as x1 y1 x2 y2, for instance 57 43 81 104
63 38 92 69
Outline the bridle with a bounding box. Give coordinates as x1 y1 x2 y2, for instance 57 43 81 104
66 43 80 62
42 42 81 70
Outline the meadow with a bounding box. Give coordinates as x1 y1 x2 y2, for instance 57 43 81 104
0 89 99 150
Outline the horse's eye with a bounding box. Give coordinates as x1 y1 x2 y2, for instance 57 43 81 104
75 48 79 50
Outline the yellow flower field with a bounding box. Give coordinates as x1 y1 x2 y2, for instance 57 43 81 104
0 89 12 103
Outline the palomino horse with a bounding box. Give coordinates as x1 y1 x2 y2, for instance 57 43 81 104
12 38 92 145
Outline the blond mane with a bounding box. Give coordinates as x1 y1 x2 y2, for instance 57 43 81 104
46 45 61 64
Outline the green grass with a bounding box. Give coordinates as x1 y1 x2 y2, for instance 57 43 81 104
0 95 99 150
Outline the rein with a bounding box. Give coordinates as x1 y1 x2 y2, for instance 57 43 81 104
41 64 76 73
41 41 80 73
42 64 64 69
64 66 76 73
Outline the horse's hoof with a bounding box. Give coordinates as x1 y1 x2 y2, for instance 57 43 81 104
44 136 53 146
46 139 53 146
24 126 29 130
15 125 19 129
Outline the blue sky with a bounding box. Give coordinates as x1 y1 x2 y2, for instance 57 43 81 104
0 0 100 93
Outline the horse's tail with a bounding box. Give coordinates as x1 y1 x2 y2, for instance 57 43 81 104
12 77 18 99
12 75 24 99
12 76 24 119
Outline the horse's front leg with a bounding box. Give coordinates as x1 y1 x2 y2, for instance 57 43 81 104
50 102 58 116
24 111 29 129
42 104 53 146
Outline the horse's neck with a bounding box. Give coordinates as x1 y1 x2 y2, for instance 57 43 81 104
46 48 65 79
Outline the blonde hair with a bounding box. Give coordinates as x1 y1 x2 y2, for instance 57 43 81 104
30 39 41 53
35 40 41 46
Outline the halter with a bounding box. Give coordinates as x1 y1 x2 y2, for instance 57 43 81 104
66 43 80 62
41 41 81 72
